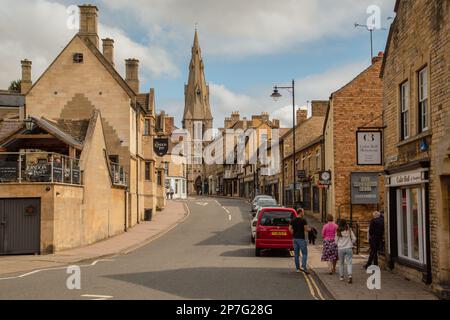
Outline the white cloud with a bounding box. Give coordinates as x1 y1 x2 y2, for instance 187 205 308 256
0 0 177 89
208 60 369 127
102 0 395 57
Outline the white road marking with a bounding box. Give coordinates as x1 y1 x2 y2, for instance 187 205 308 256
0 259 114 281
195 202 208 206
81 294 113 300
215 200 232 220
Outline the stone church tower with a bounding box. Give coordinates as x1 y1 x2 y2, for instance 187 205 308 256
182 30 213 195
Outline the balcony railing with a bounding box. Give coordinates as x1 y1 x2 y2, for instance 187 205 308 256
110 161 126 186
0 152 82 185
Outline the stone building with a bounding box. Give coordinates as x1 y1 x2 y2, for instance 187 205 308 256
381 0 449 297
0 5 165 254
182 30 213 195
323 54 385 230
281 101 328 219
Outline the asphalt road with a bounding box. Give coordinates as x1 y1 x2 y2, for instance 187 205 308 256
0 197 329 300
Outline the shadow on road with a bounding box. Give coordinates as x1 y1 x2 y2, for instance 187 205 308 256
220 248 292 258
104 266 312 300
195 220 249 246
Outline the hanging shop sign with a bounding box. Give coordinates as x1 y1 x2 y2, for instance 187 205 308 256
318 171 332 186
350 172 379 205
153 138 169 157
356 131 382 165
297 170 307 180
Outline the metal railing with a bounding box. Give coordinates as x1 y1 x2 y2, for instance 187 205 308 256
0 152 82 185
110 161 126 186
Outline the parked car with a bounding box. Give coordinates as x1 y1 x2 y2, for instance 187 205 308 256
250 195 273 212
252 198 278 214
251 208 263 243
254 207 297 256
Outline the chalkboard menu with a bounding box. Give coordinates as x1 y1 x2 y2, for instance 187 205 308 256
0 164 18 182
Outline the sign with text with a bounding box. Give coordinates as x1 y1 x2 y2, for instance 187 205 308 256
154 138 169 157
356 131 382 165
351 172 379 204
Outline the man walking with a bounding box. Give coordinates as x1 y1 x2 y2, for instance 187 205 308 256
289 208 311 273
364 211 384 269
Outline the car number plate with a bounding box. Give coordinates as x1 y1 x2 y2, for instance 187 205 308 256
271 232 287 236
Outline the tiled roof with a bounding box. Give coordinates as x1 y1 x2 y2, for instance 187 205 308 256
0 120 23 141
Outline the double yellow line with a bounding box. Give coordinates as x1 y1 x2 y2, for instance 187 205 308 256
302 271 326 300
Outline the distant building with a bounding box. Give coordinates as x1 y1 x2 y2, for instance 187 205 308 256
381 0 449 297
281 101 327 219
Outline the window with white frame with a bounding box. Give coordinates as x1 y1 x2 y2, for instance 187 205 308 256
418 67 429 133
396 187 426 263
400 81 409 140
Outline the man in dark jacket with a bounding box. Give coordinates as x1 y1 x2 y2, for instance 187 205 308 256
364 211 384 269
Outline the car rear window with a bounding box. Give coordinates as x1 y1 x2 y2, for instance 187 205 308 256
260 211 295 226
258 200 277 206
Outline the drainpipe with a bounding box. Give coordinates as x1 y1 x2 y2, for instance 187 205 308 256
136 104 140 224
124 186 128 232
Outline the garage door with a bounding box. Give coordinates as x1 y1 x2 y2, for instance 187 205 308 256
0 198 40 255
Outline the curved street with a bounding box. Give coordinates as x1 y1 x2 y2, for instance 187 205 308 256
0 197 329 300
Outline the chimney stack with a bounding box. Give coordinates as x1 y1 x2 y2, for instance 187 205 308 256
78 5 99 48
125 59 140 93
102 38 114 67
372 51 384 64
21 59 32 94
311 100 329 117
296 109 307 125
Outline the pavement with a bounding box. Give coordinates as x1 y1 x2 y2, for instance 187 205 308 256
304 213 438 300
0 200 188 277
0 197 329 300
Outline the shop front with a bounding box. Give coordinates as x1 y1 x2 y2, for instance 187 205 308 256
385 164 431 283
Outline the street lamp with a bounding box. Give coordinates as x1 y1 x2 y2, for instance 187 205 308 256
271 79 297 209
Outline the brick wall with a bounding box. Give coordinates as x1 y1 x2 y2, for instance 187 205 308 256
325 56 385 222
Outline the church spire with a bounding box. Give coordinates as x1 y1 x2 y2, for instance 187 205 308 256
183 29 213 125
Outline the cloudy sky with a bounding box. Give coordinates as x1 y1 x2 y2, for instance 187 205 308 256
0 0 395 127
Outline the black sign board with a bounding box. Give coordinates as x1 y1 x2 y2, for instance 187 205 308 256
154 138 169 157
297 170 306 180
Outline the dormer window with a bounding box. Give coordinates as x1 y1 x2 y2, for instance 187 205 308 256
73 53 83 63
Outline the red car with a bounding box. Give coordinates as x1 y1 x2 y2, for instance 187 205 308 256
255 207 297 256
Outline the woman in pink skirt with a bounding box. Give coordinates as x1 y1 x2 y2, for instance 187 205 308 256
321 214 339 274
